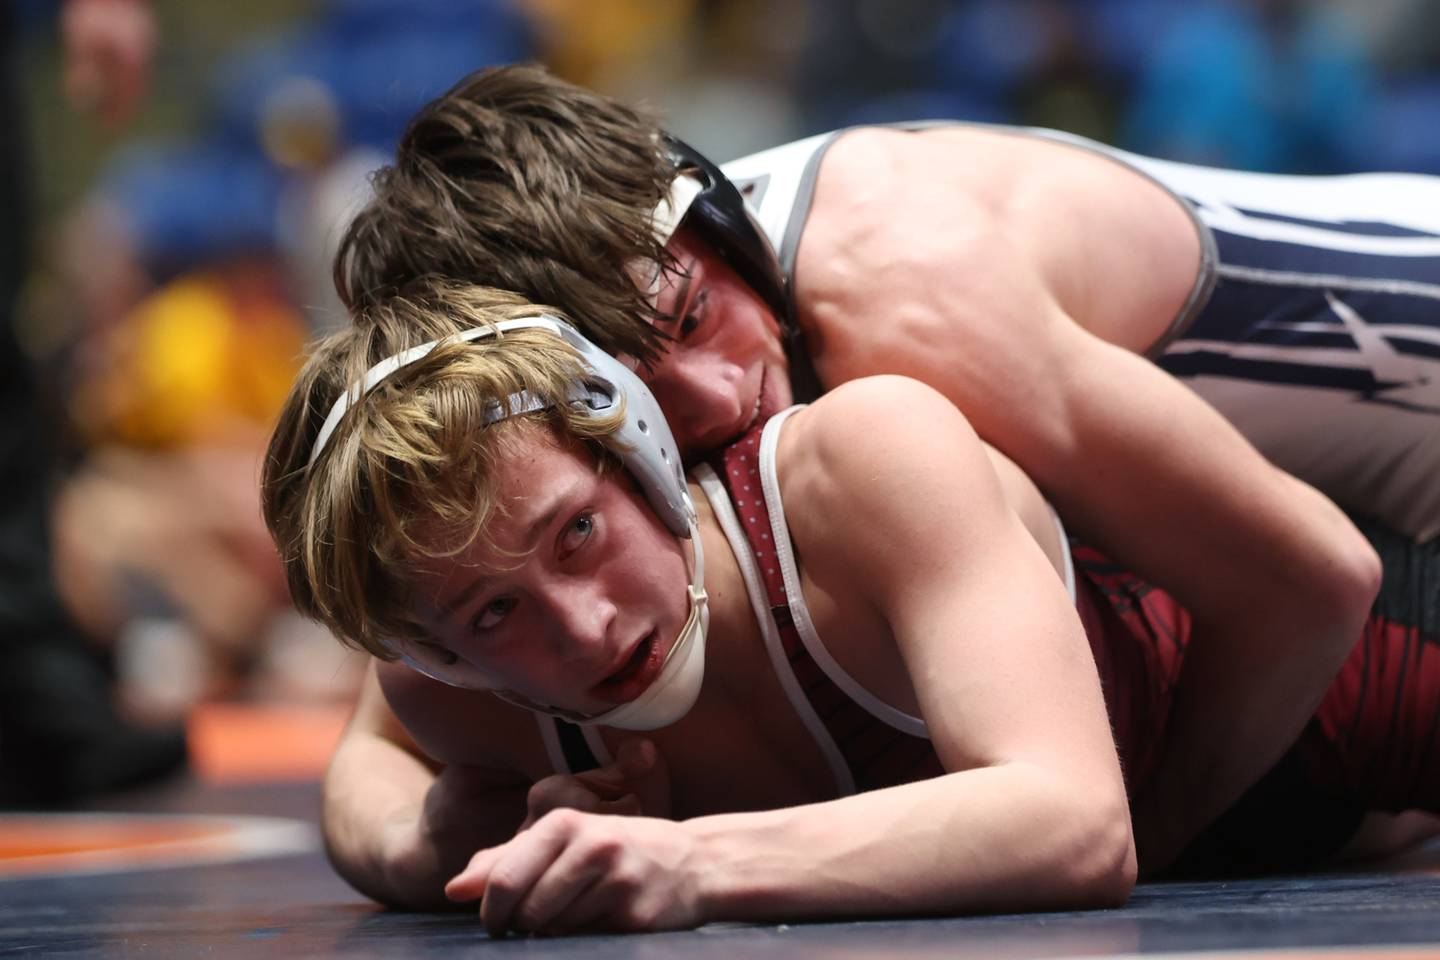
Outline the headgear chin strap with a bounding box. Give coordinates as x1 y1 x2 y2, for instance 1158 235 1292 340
492 530 708 731
308 314 710 731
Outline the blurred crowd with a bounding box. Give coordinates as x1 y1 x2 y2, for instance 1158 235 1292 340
7 0 1440 802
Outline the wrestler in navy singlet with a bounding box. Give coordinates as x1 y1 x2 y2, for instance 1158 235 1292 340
720 125 1440 542
541 409 1440 874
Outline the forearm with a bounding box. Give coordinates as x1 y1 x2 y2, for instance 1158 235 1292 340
688 763 1134 923
1032 349 1379 871
1134 482 1374 872
323 729 527 910
322 728 444 908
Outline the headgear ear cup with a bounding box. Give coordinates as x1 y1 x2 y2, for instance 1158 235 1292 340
550 321 694 536
658 135 823 402
660 136 789 324
394 648 491 690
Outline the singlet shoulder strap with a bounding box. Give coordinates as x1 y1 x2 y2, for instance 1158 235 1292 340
708 409 943 794
694 460 856 796
757 408 929 738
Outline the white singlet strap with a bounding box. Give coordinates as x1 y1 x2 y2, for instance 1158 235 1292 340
693 462 856 797
1050 506 1078 604
757 407 930 739
535 713 570 776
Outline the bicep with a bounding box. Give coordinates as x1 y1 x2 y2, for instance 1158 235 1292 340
327 663 439 802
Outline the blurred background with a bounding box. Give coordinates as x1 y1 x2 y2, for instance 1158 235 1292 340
6 0 1440 796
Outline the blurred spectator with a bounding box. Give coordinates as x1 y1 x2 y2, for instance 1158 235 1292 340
0 0 185 806
60 0 157 130
1121 0 1376 172
1359 0 1440 75
37 1 535 717
520 0 696 91
77 0 534 306
789 0 1116 140
51 255 316 711
794 0 968 132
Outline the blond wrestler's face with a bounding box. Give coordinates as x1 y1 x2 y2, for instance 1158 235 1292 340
408 427 692 715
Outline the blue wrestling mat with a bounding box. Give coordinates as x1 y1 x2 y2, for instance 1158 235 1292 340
4 780 1440 958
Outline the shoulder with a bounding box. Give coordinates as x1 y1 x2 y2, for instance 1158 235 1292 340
772 378 1051 642
775 378 1004 571
780 376 987 487
815 125 1009 210
797 131 1062 386
810 128 958 225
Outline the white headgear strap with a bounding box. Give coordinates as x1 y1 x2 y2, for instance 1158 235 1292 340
652 173 703 245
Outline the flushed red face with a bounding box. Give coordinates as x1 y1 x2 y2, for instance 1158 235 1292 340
640 227 792 457
410 427 691 715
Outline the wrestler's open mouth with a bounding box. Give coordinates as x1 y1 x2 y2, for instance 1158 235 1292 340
741 369 766 433
594 631 661 702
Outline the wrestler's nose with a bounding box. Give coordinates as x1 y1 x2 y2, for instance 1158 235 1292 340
649 357 743 454
541 582 618 661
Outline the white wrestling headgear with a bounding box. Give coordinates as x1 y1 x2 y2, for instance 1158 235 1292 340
308 316 710 731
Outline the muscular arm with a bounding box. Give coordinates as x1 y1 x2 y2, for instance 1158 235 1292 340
325 664 669 910
1032 328 1380 872
322 663 529 909
805 185 1381 870
696 379 1135 917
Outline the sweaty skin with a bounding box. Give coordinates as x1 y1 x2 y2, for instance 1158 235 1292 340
800 127 1204 361
323 377 1135 932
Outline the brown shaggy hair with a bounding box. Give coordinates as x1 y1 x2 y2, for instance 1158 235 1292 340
262 280 626 659
335 63 677 367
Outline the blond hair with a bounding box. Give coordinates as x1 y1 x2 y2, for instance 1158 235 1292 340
262 280 626 658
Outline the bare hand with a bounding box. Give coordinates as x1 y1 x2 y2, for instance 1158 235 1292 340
62 0 157 129
445 808 705 936
520 738 670 830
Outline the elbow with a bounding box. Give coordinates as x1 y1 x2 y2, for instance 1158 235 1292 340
1035 777 1135 910
1067 790 1137 908
1309 523 1382 639
1339 530 1383 622
1270 513 1381 652
1092 821 1138 907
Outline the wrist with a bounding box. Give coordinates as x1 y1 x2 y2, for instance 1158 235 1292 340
682 818 726 924
377 813 446 909
683 811 792 924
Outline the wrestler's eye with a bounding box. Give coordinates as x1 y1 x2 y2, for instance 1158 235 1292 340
560 512 595 555
678 291 708 339
473 597 516 632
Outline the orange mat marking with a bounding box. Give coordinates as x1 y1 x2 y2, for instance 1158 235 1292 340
0 818 224 859
1140 950 1440 960
187 702 349 784
0 813 315 877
